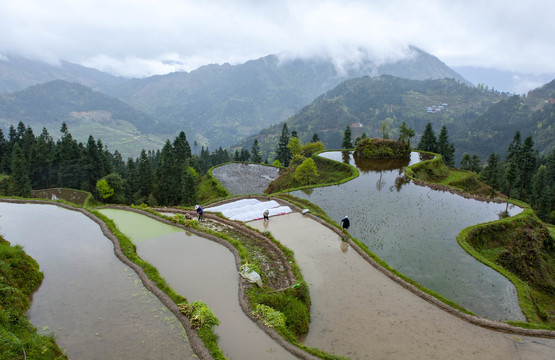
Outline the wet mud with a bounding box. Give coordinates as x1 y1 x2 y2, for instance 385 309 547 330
250 212 555 360
0 202 196 360
100 208 298 360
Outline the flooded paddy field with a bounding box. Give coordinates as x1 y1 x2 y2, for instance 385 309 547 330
249 213 555 360
99 208 297 360
0 202 195 360
211 163 280 195
292 151 524 321
32 188 90 205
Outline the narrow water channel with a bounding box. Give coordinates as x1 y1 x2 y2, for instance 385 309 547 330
292 151 525 321
0 202 195 360
99 208 297 360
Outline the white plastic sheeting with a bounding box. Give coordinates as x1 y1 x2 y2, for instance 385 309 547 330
205 199 292 222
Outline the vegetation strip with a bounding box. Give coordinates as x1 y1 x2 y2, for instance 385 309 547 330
111 204 323 360
0 198 214 360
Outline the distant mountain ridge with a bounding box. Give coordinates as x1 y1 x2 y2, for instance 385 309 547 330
237 76 554 164
99 46 470 149
0 55 124 93
0 47 472 155
0 80 166 158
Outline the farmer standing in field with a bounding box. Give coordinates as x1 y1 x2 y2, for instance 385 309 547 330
340 215 350 232
263 209 269 221
195 205 204 222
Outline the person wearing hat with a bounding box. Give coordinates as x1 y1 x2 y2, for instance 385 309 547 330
195 205 204 222
340 215 350 232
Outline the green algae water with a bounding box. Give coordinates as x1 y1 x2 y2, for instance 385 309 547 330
99 208 297 360
0 202 195 360
293 152 525 321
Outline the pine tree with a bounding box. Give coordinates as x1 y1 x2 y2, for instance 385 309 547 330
312 133 320 142
417 122 438 153
137 149 153 201
10 143 31 197
437 125 455 166
275 124 291 167
83 135 103 193
518 136 536 201
181 165 198 206
29 127 54 189
156 140 180 205
342 125 353 149
251 139 262 163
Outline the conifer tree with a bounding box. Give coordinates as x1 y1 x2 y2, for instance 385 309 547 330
437 125 455 167
10 143 31 197
417 122 438 153
312 133 320 142
29 127 54 189
518 136 536 201
342 125 353 149
156 140 180 205
137 149 153 201
251 139 262 163
275 123 291 167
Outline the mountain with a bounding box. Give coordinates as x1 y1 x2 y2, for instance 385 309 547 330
0 55 124 93
101 46 470 149
457 80 555 159
236 76 554 164
453 66 555 95
0 48 471 155
0 80 167 158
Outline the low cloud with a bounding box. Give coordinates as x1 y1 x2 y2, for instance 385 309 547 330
1 0 554 78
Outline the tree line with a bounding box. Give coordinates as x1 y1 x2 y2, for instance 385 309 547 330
0 121 258 206
465 132 555 223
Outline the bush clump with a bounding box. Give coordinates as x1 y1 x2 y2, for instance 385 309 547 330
353 138 410 159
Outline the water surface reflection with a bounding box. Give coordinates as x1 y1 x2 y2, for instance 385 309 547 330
293 151 525 321
0 203 194 360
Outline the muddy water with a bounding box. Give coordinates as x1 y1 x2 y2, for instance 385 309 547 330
292 151 524 321
250 213 555 360
0 203 194 360
99 209 297 360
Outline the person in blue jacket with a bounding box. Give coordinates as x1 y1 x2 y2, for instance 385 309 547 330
195 205 204 222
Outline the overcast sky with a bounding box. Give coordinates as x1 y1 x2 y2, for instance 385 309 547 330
1 0 554 80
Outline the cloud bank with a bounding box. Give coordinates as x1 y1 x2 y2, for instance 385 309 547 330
1 0 554 78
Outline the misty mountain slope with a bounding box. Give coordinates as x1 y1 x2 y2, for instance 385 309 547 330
102 47 470 149
0 80 167 158
237 75 554 163
457 80 555 158
0 55 124 93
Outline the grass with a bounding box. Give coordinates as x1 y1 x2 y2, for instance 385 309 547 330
0 236 67 360
266 153 358 194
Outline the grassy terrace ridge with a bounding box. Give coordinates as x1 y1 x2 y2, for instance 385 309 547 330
405 152 555 330
0 235 67 359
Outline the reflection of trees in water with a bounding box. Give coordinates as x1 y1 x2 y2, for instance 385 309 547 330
342 151 351 164
393 169 411 192
300 187 314 196
376 171 385 191
353 155 410 173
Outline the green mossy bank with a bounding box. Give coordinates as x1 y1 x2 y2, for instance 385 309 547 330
0 236 67 359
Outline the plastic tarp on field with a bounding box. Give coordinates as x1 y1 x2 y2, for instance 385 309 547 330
205 199 292 222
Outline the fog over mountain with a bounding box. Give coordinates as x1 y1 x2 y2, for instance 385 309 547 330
1 0 554 89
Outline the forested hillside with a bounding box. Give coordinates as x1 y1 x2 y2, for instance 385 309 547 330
0 80 168 158
238 76 554 164
101 47 468 149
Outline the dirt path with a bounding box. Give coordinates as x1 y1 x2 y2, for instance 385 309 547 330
250 212 555 360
